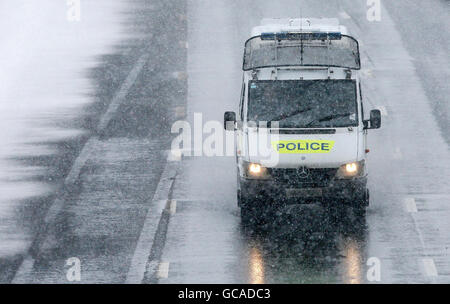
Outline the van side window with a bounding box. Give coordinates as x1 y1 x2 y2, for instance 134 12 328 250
239 83 245 120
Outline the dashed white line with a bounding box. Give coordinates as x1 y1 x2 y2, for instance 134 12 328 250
404 197 418 213
157 262 170 279
405 200 439 280
422 258 438 277
169 200 177 215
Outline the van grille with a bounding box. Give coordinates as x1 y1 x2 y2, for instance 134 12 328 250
269 168 337 187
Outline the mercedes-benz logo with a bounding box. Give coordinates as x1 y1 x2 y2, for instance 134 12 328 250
298 166 310 179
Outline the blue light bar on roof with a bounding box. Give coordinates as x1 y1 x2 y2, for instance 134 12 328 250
260 32 342 41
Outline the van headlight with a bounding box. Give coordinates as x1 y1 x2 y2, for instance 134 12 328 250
242 161 271 180
336 161 365 179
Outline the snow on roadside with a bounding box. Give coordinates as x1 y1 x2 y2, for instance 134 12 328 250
0 0 127 256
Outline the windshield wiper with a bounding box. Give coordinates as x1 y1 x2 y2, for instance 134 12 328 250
305 112 354 127
268 107 312 124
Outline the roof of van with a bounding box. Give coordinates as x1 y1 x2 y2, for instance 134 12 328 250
251 18 349 37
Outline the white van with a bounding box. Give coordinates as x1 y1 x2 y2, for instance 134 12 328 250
224 18 381 222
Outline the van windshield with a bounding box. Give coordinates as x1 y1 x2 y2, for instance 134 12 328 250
247 80 358 128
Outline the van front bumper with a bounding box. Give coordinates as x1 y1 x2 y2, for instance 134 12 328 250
239 175 368 208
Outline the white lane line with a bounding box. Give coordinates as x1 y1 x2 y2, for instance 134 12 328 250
175 106 186 119
404 197 418 213
339 11 351 20
97 53 150 132
167 149 182 162
157 262 170 279
422 258 438 277
12 52 151 284
169 200 177 215
126 162 178 284
43 136 98 225
407 202 439 280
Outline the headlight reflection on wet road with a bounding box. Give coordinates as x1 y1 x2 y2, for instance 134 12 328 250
243 209 368 284
249 245 265 284
342 239 363 284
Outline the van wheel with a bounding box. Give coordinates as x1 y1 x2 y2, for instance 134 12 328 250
240 193 263 227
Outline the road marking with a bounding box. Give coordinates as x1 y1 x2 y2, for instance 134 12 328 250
126 161 178 284
167 149 182 162
404 197 418 213
97 53 150 132
393 147 403 160
157 262 170 279
175 106 186 119
169 200 177 215
43 136 97 225
339 11 351 20
422 258 438 277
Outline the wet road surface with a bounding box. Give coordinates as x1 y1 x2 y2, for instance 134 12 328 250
1 0 449 284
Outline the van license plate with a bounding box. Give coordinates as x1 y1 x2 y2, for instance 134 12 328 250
286 188 323 198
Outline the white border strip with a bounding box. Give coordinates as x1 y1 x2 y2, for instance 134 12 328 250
156 262 170 279
422 258 438 277
125 162 177 284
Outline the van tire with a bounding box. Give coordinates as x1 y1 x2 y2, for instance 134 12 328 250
240 193 264 227
353 190 369 219
240 190 255 223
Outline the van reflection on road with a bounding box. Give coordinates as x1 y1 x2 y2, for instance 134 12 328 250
249 246 265 284
243 205 367 284
342 239 363 284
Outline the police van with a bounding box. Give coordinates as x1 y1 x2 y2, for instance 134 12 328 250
224 18 381 222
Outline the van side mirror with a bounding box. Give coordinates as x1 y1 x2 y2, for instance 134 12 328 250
224 111 237 130
369 109 381 129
